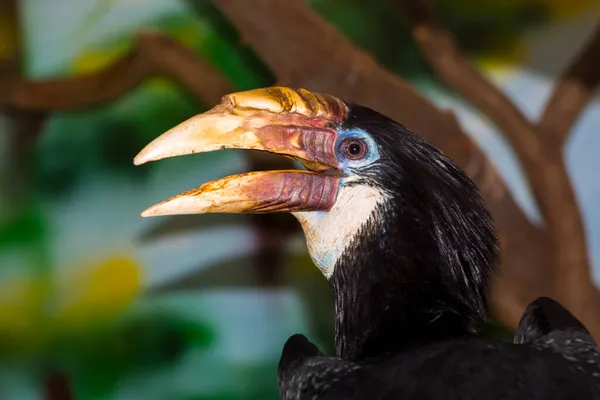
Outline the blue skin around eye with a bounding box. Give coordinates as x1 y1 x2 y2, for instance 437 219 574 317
335 128 381 179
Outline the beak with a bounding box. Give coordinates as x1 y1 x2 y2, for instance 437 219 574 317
134 87 348 217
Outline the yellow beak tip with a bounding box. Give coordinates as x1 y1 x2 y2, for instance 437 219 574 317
133 152 150 166
140 208 155 218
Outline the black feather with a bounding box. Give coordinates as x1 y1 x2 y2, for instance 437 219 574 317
515 296 600 378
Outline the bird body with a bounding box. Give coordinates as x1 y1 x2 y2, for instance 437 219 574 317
134 87 600 399
515 297 600 381
279 334 598 400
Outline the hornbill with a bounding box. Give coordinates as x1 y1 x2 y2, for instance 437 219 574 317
134 87 600 399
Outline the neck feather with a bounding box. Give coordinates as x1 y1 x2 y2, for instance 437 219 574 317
328 198 495 360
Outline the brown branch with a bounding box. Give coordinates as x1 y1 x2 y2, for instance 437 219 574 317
399 0 600 336
209 0 550 328
539 22 600 144
0 32 231 111
0 0 47 226
0 52 148 111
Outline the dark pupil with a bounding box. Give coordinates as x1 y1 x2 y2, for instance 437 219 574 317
348 142 362 155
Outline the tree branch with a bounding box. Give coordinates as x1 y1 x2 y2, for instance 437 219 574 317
539 22 600 144
399 0 600 336
0 32 231 111
0 51 147 111
0 0 47 227
209 0 551 328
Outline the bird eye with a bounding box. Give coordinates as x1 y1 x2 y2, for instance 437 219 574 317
340 138 368 160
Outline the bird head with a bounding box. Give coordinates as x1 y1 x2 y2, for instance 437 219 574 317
135 87 500 351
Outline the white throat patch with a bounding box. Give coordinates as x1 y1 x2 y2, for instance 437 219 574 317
292 184 386 278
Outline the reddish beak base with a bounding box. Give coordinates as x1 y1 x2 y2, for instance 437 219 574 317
141 170 339 217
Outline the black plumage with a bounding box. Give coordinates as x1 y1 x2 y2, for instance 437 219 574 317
278 105 600 399
515 297 600 377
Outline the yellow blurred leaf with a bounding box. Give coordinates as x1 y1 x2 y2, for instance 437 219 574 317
0 276 48 351
546 0 599 20
0 11 18 61
473 36 527 72
51 255 142 334
72 43 131 75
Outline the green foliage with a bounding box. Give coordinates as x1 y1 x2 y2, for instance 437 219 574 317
0 201 49 278
0 202 46 248
32 80 200 198
436 0 546 56
48 310 215 399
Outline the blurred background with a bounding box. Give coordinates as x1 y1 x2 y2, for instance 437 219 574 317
0 0 599 398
